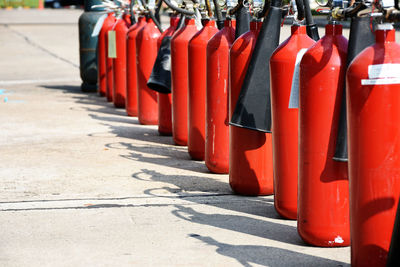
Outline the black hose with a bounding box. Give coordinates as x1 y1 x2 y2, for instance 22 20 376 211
138 0 164 32
258 0 270 18
162 0 195 16
129 0 136 25
302 0 319 40
233 0 250 39
212 0 224 29
177 13 186 29
295 0 305 21
335 2 367 18
228 0 242 15
155 0 162 23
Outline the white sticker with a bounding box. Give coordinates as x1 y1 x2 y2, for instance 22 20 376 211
361 78 400 85
368 64 400 79
108 31 117 58
382 0 395 8
91 14 108 37
288 48 308 109
362 63 400 85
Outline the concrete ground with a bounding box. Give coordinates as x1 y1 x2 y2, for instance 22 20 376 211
0 9 351 267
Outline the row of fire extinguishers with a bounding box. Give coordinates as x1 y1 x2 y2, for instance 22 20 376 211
78 0 400 265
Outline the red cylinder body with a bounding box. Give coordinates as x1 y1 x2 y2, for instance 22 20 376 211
347 28 400 266
136 18 161 125
205 19 236 173
126 16 147 116
270 25 315 219
229 21 273 195
170 19 198 145
298 24 349 247
98 13 115 97
188 19 218 160
105 15 117 102
157 16 179 135
112 18 129 108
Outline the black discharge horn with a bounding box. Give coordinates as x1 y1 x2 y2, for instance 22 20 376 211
147 12 186 93
230 0 283 132
231 0 250 39
333 5 375 161
147 36 173 93
303 0 319 40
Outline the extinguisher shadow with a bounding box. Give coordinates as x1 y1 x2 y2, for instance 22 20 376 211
188 234 349 267
100 126 174 146
106 141 208 173
319 86 349 184
40 84 128 115
84 106 129 117
88 114 141 126
172 204 304 245
134 168 274 217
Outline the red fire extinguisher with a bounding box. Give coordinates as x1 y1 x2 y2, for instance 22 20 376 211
188 19 218 160
347 24 400 266
298 23 349 247
126 16 147 116
136 17 161 125
229 20 273 195
105 14 116 102
98 12 115 97
111 16 129 108
269 24 315 219
205 19 236 173
156 16 179 135
170 18 198 145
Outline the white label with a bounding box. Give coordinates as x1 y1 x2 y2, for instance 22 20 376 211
361 78 400 85
361 64 400 85
382 0 394 8
108 31 117 58
288 48 308 109
91 13 108 37
368 64 400 79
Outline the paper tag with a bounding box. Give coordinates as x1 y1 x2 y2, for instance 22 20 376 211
108 31 117 58
368 64 400 79
361 63 400 85
288 48 308 109
382 0 394 8
361 78 400 85
91 13 108 37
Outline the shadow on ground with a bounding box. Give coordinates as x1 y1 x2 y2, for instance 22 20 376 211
40 84 349 267
190 235 348 267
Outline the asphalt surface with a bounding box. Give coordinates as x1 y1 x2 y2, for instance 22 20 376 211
0 9 351 267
